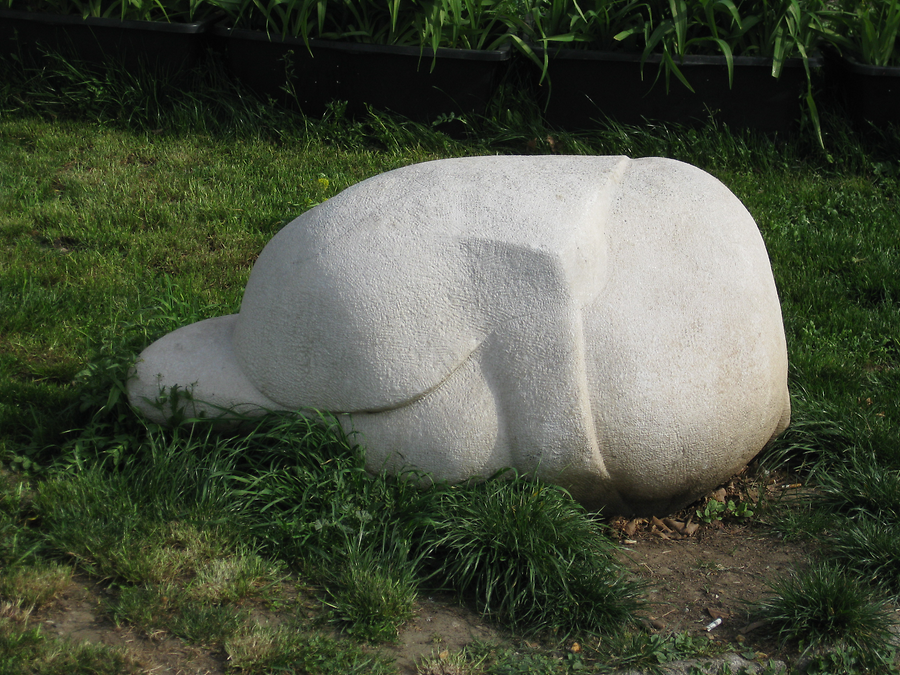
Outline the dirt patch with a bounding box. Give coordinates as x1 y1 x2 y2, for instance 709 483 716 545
28 577 226 675
616 519 807 659
385 594 508 675
19 483 811 674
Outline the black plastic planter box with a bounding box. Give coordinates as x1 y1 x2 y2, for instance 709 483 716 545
0 9 213 72
535 48 818 134
826 51 900 127
210 26 511 121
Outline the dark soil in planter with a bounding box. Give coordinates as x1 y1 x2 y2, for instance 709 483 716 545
825 51 900 128
535 49 818 134
0 9 213 73
210 26 511 122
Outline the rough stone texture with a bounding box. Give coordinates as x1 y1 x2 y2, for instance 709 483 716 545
128 155 790 515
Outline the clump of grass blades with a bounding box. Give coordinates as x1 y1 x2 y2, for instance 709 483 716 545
757 389 859 475
794 451 900 592
753 561 897 659
35 437 248 584
422 473 643 635
98 547 284 644
228 412 437 572
825 518 900 593
416 649 484 675
812 450 900 522
323 531 418 643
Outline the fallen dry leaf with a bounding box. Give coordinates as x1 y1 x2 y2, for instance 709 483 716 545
740 619 770 635
663 518 686 534
651 516 672 532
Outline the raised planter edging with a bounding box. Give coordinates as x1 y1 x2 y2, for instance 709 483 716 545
825 51 900 127
210 26 512 121
0 8 214 72
535 48 821 133
0 13 852 131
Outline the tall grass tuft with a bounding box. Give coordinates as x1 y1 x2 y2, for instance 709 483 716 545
754 561 897 658
324 530 419 642
813 450 900 522
223 411 435 570
423 474 643 634
826 518 900 593
759 389 860 475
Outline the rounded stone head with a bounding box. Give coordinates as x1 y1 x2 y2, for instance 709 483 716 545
128 155 790 516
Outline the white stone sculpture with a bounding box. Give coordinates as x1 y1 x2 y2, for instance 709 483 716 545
128 155 790 515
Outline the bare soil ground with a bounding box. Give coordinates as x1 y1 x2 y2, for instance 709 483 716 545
20 480 811 675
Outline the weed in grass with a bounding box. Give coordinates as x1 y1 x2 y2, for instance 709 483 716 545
484 651 561 675
461 631 730 674
802 643 900 675
695 498 754 524
753 561 897 659
588 629 729 672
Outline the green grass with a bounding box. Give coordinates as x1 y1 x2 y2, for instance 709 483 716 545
2 41 900 674
224 623 398 675
0 562 71 612
323 533 419 642
753 561 899 671
420 631 734 675
0 620 144 675
423 476 643 634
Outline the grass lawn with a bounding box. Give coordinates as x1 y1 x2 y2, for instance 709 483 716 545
1 49 900 674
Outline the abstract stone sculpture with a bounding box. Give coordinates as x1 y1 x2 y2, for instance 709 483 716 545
128 156 790 516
